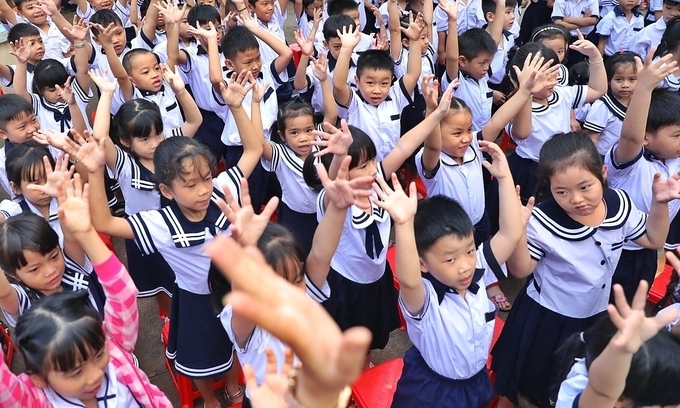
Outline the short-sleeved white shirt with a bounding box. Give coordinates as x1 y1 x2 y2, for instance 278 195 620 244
555 358 588 408
301 51 357 114
111 81 184 135
435 0 485 34
629 16 665 60
261 142 319 213
251 1 288 67
489 30 515 85
30 78 92 133
176 47 223 110
442 70 492 132
107 145 161 215
596 7 644 56
551 0 600 36
582 92 627 155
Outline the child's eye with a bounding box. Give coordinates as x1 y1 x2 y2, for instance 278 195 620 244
467 249 474 255
51 253 59 260
446 258 454 263
28 267 38 273
140 138 148 142
581 185 591 190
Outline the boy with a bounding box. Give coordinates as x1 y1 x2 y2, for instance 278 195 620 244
76 0 135 42
440 0 497 132
232 0 289 65
376 142 524 408
481 0 515 97
316 0 374 53
630 0 680 60
596 0 644 57
0 24 46 94
551 0 599 65
333 20 423 161
604 57 680 300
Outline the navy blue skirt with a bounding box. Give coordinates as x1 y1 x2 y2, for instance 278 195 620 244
322 263 400 350
125 239 175 298
611 248 657 303
507 153 539 202
392 346 492 408
490 287 605 407
278 202 318 256
166 286 234 378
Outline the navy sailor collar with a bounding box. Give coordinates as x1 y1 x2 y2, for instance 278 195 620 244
159 188 230 248
613 5 642 17
327 51 356 72
40 93 71 132
600 91 627 121
130 157 157 191
532 188 632 241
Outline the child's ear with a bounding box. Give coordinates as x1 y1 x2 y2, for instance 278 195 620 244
401 38 410 49
642 132 651 146
225 58 236 71
0 129 8 141
486 12 495 22
27 374 48 389
322 40 329 49
91 36 102 46
600 164 607 180
419 257 429 273
458 55 468 68
9 181 21 196
158 183 174 201
354 73 359 84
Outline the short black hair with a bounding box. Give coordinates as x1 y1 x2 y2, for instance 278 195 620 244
323 14 356 41
459 28 497 61
482 0 517 17
5 141 53 189
414 195 474 255
356 49 394 78
32 59 69 95
664 0 680 7
327 0 359 16
0 94 34 130
187 4 221 27
122 49 160 74
221 26 260 60
647 88 680 133
7 23 40 44
14 0 36 10
89 10 123 37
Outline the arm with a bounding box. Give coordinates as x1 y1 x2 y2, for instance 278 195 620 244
156 0 186 67
313 54 337 125
0 0 17 25
486 0 505 46
141 0 160 45
421 76 443 174
0 270 19 319
400 14 424 94
39 0 76 42
388 0 402 61
239 12 293 75
70 16 93 96
294 0 303 20
568 32 606 102
188 23 222 90
597 36 607 58
61 79 88 135
632 173 678 249
332 25 361 107
441 0 460 81
11 59 31 103
292 11 320 90
163 65 201 137
91 23 134 101
88 70 118 170
423 0 434 44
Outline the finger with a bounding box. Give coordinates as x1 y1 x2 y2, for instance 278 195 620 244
612 284 633 317
280 348 294 376
667 251 680 276
334 327 372 382
259 196 280 221
243 364 259 391
630 280 649 311
73 173 83 199
606 302 626 331
526 196 536 211
264 348 278 374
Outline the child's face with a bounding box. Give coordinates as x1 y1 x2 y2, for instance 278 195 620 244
178 9 192 40
662 1 680 21
281 115 315 158
532 65 558 99
226 48 262 78
17 0 47 26
342 9 361 30
503 6 515 30
348 157 378 180
41 85 65 104
160 156 214 215
549 165 605 218
198 0 217 6
419 234 477 294
0 111 40 145
14 248 65 296
21 35 45 64
43 347 110 401
354 68 393 106
305 0 323 15
402 28 430 54
610 63 637 100
440 110 474 161
89 0 114 10
539 37 567 63
324 37 343 60
11 174 52 208
128 53 164 93
194 22 224 45
645 125 680 159
123 131 164 162
619 0 637 10
250 0 275 23
459 52 494 80
94 24 127 56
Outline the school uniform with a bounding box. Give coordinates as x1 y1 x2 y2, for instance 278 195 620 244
434 0 485 36
488 30 515 86
252 2 288 62
393 45 436 135
551 0 600 37
507 85 589 200
314 28 374 54
583 92 627 156
339 77 414 161
154 39 199 84
629 16 665 60
596 6 644 56
442 70 492 132
77 2 135 39
646 0 662 24
491 188 648 406
301 51 358 115
554 358 588 408
38 21 72 60
656 60 680 91
111 81 185 135
316 163 399 350
90 35 151 84
391 241 505 408
30 79 92 133
557 64 570 87
297 9 325 49
127 167 244 378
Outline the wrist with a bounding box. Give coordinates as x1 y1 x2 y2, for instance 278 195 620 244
294 375 345 408
71 226 97 239
73 42 87 48
173 87 187 96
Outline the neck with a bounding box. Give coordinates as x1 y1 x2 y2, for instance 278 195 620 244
615 94 631 106
138 156 155 171
179 204 208 222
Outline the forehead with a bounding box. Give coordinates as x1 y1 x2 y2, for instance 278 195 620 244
285 115 315 128
7 111 35 124
235 48 260 60
178 157 211 179
21 248 55 263
549 165 599 185
19 0 39 8
343 9 360 18
470 52 494 62
442 110 473 127
131 53 159 67
540 37 566 48
613 63 636 75
426 234 475 256
358 68 392 81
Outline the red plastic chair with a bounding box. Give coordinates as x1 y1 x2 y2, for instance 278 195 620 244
350 358 404 408
1 320 15 366
499 131 516 152
386 246 406 331
487 315 505 408
290 43 302 69
648 263 674 305
161 321 243 408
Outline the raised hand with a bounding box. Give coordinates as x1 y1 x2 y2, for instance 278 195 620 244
337 25 361 50
155 0 186 25
236 10 259 31
37 0 59 16
438 0 460 21
9 38 31 64
433 80 457 117
56 77 76 105
311 119 354 157
422 74 439 110
243 349 293 408
89 23 116 46
516 185 535 227
61 130 107 172
371 33 388 51
88 69 117 93
635 51 679 91
294 28 315 57
317 156 374 212
187 21 218 41
568 29 600 59
219 69 255 107
479 140 511 179
25 154 76 198
372 173 417 225
400 12 426 41
68 15 89 42
56 173 93 235
652 172 680 204
32 129 70 150
251 80 270 104
162 64 184 93
311 53 329 81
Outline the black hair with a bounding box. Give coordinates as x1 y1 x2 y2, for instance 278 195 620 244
89 10 123 37
0 94 34 130
399 10 429 41
322 14 357 41
7 23 41 44
110 99 164 156
655 16 680 59
664 0 680 9
554 316 680 407
447 96 471 114
221 26 260 60
414 195 475 255
458 28 497 61
122 49 160 75
16 290 106 378
0 213 60 278
535 132 605 203
187 4 221 27
569 61 590 86
482 0 517 18
604 51 638 82
302 153 332 192
356 49 395 78
5 141 53 194
530 23 570 45
209 222 305 312
274 97 315 143
508 42 559 89
31 59 69 96
647 88 680 133
153 136 216 188
14 0 35 10
327 0 359 16
302 0 318 9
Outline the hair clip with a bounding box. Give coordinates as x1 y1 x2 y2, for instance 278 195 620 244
531 26 561 42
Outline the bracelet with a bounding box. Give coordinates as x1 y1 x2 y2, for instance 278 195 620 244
589 59 604 65
237 6 247 12
74 42 87 49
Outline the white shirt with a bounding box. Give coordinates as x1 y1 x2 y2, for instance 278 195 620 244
44 363 136 408
526 188 648 318
301 51 357 114
629 15 665 60
261 142 319 214
77 1 133 28
251 2 288 67
510 85 589 162
393 45 437 90
435 0 485 35
111 82 184 135
177 46 223 110
442 70 492 132
555 358 588 408
582 92 627 155
415 135 485 225
30 79 92 134
38 22 72 60
401 242 505 380
108 146 161 215
557 64 570 87
655 55 680 91
596 7 644 56
489 30 515 85
551 0 600 36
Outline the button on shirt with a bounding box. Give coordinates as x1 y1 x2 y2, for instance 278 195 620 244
596 7 644 56
551 0 600 36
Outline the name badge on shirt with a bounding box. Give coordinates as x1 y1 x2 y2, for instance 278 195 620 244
486 91 493 98
390 114 401 121
485 311 495 323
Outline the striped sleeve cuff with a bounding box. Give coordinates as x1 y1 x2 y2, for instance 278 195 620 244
305 274 330 303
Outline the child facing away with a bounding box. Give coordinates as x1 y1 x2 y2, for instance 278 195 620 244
651 16 680 91
0 174 172 408
381 140 526 408
491 132 679 408
630 0 680 60
595 0 644 58
604 54 680 302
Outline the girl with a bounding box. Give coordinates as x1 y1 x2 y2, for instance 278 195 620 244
583 51 638 156
211 156 374 407
294 0 324 41
555 281 680 408
653 15 680 91
505 39 607 202
303 80 456 353
491 132 678 408
66 73 264 408
0 173 172 407
531 24 571 86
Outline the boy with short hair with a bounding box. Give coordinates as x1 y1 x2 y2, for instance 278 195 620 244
232 0 289 65
441 0 497 132
333 20 423 161
481 0 515 97
317 0 375 52
629 0 680 60
0 23 46 93
596 0 644 57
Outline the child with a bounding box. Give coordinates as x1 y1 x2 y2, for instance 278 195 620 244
491 132 677 408
604 54 680 302
596 0 644 57
1 24 46 94
318 0 375 53
440 0 496 132
531 24 571 86
652 16 680 91
434 0 485 66
554 282 680 408
583 51 638 156
333 19 423 160
295 0 324 41
505 40 607 201
76 0 135 40
482 0 516 95
630 0 680 60
232 0 290 68
551 0 599 66
0 174 172 407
